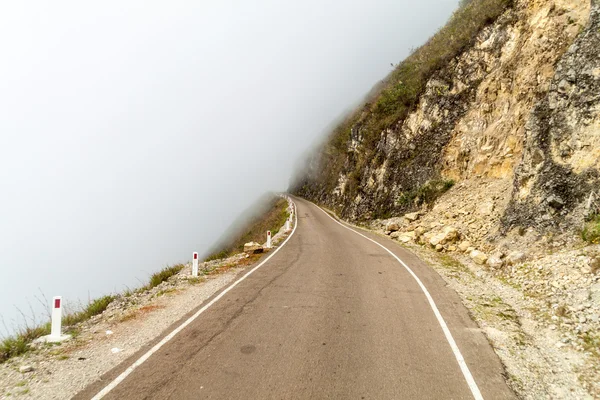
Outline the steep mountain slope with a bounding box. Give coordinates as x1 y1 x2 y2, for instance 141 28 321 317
296 0 594 228
293 0 600 397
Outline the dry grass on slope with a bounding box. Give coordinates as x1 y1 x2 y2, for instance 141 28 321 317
204 197 289 261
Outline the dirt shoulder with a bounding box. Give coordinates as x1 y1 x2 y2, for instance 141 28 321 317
0 197 294 399
405 242 598 400
0 264 242 399
360 178 600 399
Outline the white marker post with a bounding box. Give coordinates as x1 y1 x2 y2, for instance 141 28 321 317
285 220 291 231
51 296 62 338
192 252 199 277
44 296 70 342
266 231 272 249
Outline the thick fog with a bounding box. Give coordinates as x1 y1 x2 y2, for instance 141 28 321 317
0 0 458 333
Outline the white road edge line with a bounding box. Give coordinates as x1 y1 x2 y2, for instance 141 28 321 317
91 198 299 399
312 202 484 400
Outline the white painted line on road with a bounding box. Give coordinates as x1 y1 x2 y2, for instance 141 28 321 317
313 203 484 400
91 201 299 399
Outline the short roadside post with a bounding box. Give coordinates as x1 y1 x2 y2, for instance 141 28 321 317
50 296 62 339
192 252 199 277
43 296 70 343
285 220 291 231
267 231 272 249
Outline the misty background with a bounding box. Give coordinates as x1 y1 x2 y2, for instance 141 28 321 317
0 0 458 334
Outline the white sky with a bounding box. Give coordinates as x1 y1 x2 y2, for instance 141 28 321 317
0 0 457 332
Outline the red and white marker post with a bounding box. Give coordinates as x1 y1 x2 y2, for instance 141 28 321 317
192 252 199 277
266 231 272 249
50 296 63 339
44 296 69 342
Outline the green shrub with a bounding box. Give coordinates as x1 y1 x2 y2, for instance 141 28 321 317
582 215 600 244
395 179 455 208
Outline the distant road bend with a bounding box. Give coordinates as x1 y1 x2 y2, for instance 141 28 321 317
77 197 515 399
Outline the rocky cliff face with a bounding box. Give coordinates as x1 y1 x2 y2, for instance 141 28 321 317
295 0 596 243
505 2 600 232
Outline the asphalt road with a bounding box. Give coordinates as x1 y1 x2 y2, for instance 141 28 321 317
76 197 515 399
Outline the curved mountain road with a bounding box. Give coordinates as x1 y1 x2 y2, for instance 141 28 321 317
76 197 515 399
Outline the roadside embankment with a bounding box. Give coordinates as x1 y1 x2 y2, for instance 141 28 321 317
0 194 294 399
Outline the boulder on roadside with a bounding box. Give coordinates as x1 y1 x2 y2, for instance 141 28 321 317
386 222 400 232
506 251 526 265
470 250 488 265
422 232 433 244
19 366 33 373
429 226 459 247
390 231 401 239
458 241 471 252
404 212 420 222
243 242 264 254
414 225 429 237
487 255 504 269
397 231 416 243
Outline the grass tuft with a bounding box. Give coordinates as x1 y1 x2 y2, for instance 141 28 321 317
204 249 230 262
147 264 185 289
0 323 51 363
0 336 28 364
62 295 116 327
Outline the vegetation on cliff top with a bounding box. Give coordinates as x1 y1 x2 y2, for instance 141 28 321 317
301 0 513 200
370 0 511 132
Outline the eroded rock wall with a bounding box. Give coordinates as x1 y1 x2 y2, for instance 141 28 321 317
297 0 595 241
504 1 600 231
